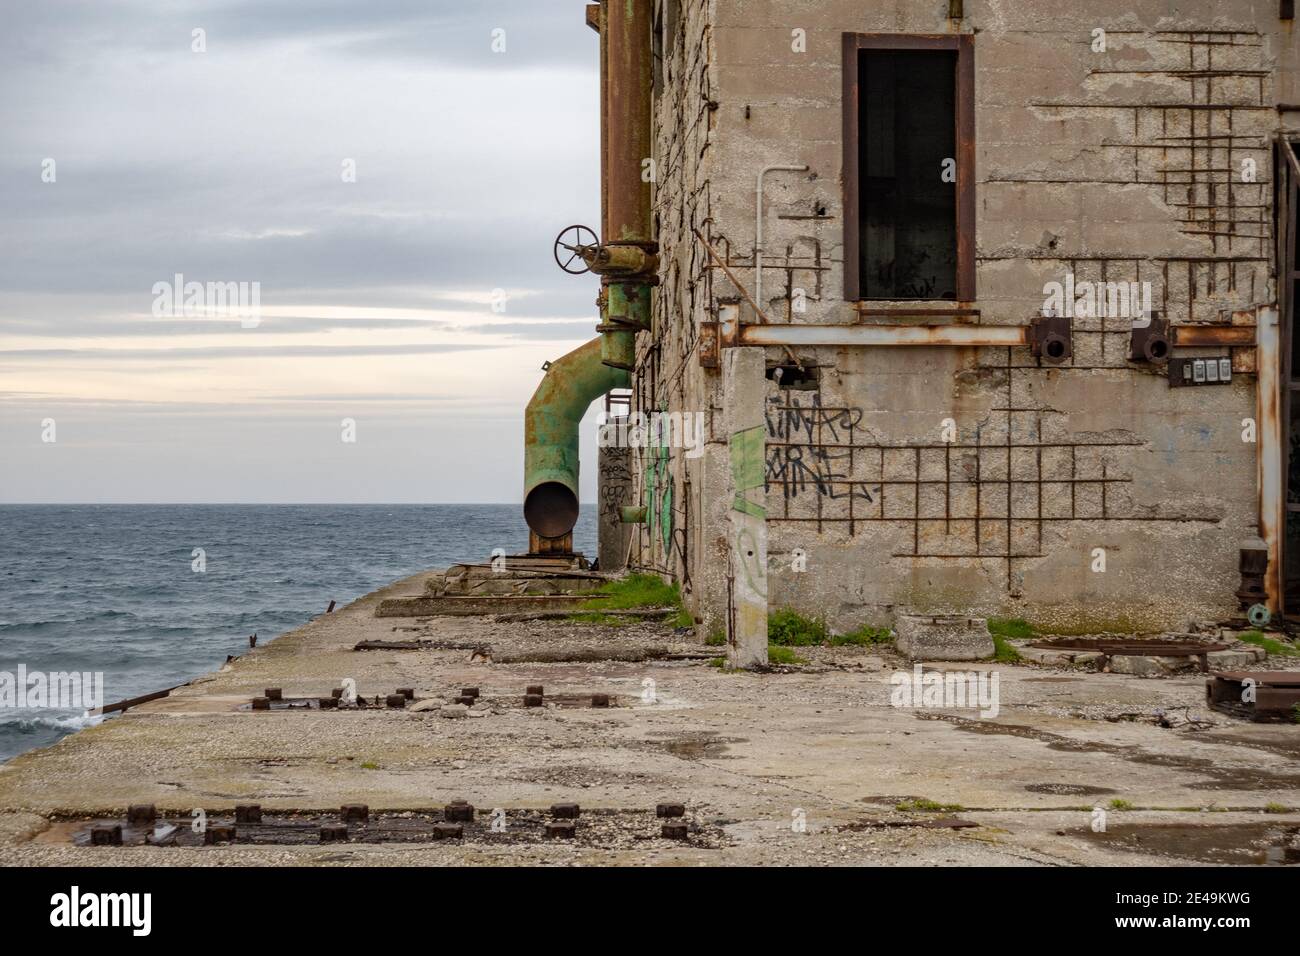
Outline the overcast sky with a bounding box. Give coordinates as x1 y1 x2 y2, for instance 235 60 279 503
0 0 608 503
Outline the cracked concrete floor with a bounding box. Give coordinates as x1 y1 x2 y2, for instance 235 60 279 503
0 571 1296 867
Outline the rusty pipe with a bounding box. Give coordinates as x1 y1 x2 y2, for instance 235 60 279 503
603 0 653 247
721 319 1029 349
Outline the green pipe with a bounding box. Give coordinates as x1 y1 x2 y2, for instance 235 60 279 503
524 336 630 538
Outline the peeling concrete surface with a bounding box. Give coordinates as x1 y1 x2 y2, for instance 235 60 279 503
0 572 1296 866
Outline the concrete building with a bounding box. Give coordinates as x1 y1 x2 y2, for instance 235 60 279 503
528 1 1300 656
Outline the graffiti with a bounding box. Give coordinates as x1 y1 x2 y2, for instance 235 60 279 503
765 395 877 504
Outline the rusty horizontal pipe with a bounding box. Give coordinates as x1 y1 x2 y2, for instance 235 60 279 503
1170 325 1256 347
724 321 1029 349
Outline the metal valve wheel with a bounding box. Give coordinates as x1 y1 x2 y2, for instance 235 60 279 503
553 224 599 275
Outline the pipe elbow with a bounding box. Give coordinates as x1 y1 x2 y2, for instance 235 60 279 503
523 337 630 538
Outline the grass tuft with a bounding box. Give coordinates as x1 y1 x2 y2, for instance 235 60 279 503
570 573 691 628
830 624 893 646
1237 630 1299 657
767 609 829 646
988 617 1034 640
766 645 807 666
1108 798 1134 811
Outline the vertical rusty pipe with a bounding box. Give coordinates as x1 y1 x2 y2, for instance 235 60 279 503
596 0 654 370
1256 307 1283 613
604 0 652 246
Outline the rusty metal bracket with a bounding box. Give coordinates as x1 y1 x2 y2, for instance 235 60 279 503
1029 314 1071 365
698 320 719 367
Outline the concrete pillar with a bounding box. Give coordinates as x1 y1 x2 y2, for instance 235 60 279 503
723 346 768 668
597 436 632 571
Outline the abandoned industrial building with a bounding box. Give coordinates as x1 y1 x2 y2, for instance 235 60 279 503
516 1 1300 666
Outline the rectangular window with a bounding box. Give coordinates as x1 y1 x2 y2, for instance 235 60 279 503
843 34 975 301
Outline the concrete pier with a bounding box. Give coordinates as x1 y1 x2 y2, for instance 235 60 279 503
0 570 1297 866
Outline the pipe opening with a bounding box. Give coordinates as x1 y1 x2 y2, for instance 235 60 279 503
524 482 580 538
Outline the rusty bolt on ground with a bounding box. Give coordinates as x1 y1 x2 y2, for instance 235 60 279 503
90 824 122 846
656 803 685 818
661 823 689 840
205 825 235 845
320 824 348 843
341 804 369 824
235 804 262 824
432 823 463 839
126 804 156 827
551 803 580 819
545 821 577 839
385 694 407 709
444 800 474 823
251 697 270 710
265 688 282 701
591 694 610 708
523 694 544 708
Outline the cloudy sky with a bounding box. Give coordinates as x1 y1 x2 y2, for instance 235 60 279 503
0 0 608 503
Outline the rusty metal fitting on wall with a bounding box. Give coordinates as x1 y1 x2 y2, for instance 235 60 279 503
1029 314 1072 365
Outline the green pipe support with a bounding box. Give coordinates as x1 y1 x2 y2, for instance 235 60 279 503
524 336 630 538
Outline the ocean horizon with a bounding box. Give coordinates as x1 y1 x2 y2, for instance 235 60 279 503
0 503 597 762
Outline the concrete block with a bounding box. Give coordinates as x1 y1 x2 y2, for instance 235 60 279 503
895 614 993 661
1206 649 1261 670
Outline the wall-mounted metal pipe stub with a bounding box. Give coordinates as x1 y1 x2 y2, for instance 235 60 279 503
524 337 630 538
619 506 648 525
584 244 659 276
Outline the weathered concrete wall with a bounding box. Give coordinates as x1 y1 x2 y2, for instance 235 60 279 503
597 438 632 570
623 0 726 634
630 0 1300 632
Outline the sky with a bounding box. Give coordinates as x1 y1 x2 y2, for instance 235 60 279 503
0 0 610 503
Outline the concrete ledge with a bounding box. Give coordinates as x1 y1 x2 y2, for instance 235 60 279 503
895 614 993 661
375 594 591 618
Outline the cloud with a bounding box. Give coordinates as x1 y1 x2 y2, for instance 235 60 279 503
0 1 609 504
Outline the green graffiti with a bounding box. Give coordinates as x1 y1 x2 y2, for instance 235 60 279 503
729 425 766 519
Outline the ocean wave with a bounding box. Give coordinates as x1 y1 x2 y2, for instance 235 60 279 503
0 711 104 735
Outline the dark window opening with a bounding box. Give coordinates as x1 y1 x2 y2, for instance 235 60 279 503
842 34 974 302
859 50 956 299
766 362 820 390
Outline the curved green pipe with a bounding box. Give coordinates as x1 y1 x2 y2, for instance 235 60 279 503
524 336 630 538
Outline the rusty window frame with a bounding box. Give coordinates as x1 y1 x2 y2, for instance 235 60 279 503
842 32 976 302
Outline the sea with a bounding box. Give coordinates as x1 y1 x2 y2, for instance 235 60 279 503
0 504 596 762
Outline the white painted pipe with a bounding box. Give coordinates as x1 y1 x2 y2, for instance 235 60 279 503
755 164 809 315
